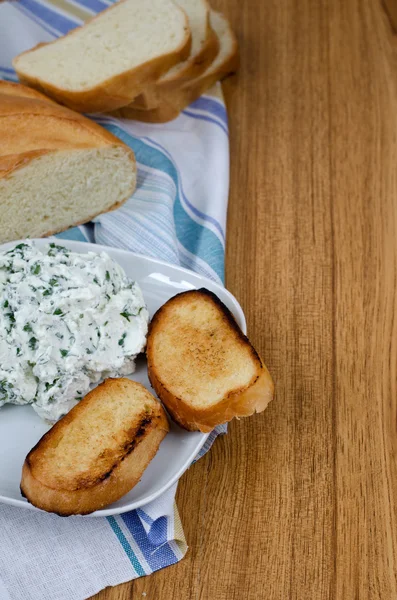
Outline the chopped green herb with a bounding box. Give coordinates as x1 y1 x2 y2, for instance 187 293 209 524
49 278 59 286
31 263 41 275
0 380 9 397
27 360 36 368
43 289 52 297
105 271 110 281
93 277 100 285
23 323 33 333
120 311 133 322
6 312 15 323
79 314 84 319
48 243 69 257
55 332 64 340
60 349 68 358
53 308 64 316
104 321 108 326
3 300 8 308
16 347 21 356
6 243 29 254
29 337 38 350
86 348 93 354
45 378 59 391
118 332 127 346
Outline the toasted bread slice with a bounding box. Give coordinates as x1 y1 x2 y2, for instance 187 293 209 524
146 289 274 432
13 0 191 113
114 10 238 123
21 378 169 516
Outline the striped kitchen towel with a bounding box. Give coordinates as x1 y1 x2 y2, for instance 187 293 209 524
0 2 230 599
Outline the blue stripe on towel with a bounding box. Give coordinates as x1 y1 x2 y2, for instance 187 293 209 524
18 0 79 33
189 96 228 126
96 123 225 281
13 3 58 35
72 0 109 13
182 109 228 135
121 511 180 570
140 136 225 242
107 516 146 576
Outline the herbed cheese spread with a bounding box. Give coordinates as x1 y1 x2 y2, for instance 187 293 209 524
0 241 149 421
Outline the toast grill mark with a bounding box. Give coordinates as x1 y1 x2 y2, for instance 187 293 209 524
80 416 154 488
26 415 154 491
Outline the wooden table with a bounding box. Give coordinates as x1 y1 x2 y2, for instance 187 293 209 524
94 0 397 597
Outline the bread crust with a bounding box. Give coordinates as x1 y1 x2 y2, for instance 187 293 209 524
112 100 181 123
20 379 169 515
13 1 191 113
113 14 239 123
146 289 274 432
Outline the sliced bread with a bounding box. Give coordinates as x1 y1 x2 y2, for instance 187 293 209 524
114 10 238 123
21 378 169 516
13 0 191 113
0 81 136 244
130 0 219 111
146 289 274 432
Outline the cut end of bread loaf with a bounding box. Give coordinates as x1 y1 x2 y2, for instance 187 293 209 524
147 289 274 432
0 81 136 243
13 0 191 112
0 147 135 244
21 378 169 515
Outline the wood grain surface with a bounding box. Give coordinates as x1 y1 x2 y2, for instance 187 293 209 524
93 0 397 598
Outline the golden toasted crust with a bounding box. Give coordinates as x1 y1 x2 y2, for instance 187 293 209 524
20 379 169 515
146 289 274 432
113 17 238 123
13 1 191 113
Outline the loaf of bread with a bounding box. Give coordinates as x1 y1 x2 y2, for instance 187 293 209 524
21 378 169 516
146 289 274 432
114 10 238 123
0 81 136 244
130 0 219 111
13 0 191 113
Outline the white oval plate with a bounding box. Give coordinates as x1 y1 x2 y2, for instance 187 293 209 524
0 239 246 517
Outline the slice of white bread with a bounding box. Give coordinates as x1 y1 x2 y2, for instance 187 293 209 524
0 81 136 244
114 10 238 123
146 289 274 432
13 0 191 113
130 0 219 111
21 378 169 516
